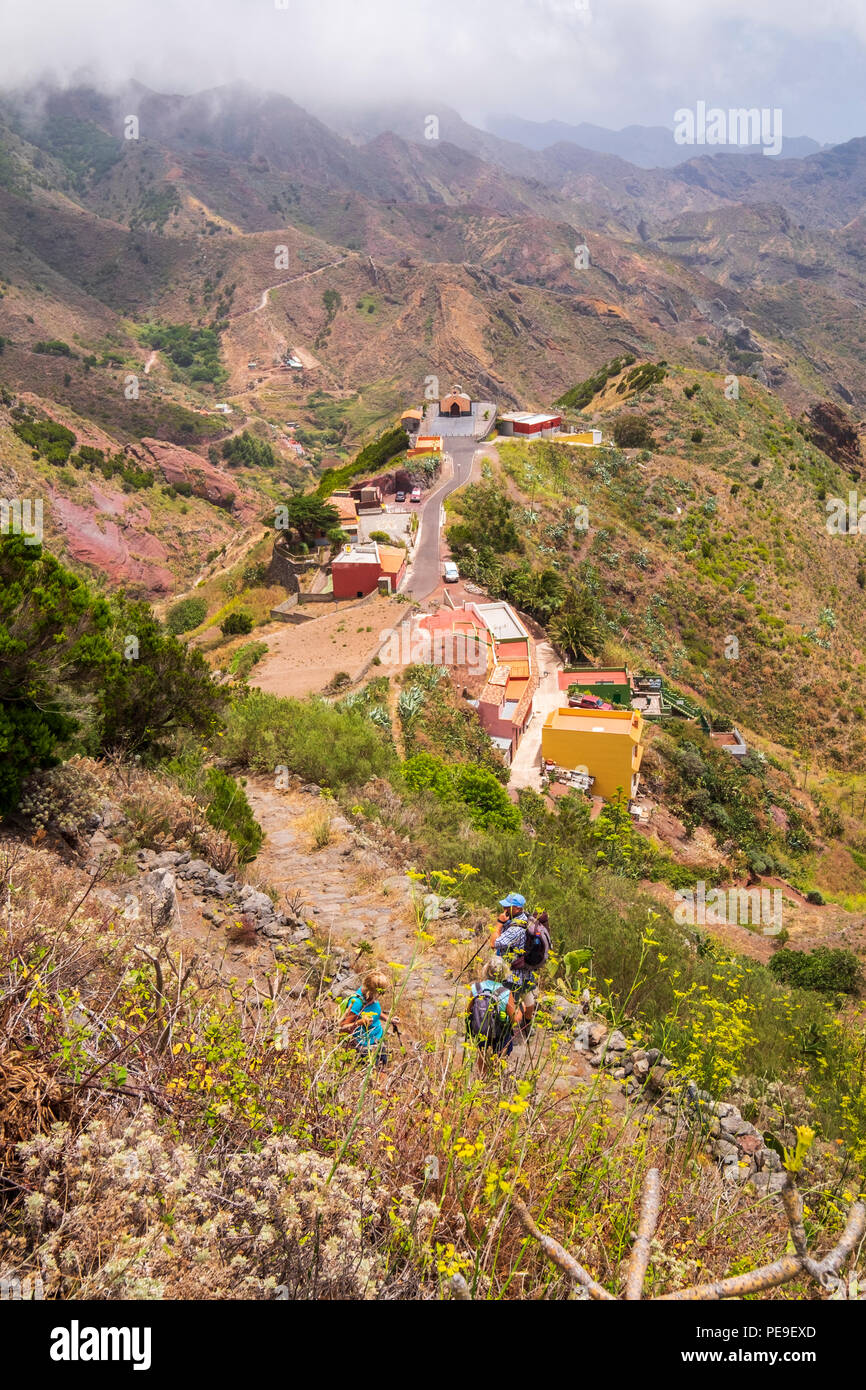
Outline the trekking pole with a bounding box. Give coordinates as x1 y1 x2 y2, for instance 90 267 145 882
453 939 488 985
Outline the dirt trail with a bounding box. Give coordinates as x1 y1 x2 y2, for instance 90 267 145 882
231 257 350 321
241 778 597 1092
243 778 459 1029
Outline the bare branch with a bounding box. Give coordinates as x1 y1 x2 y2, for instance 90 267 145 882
653 1256 803 1301
625 1167 660 1300
512 1196 616 1300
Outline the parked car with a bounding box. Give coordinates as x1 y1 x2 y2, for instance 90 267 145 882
410 486 422 502
395 490 406 502
443 561 459 584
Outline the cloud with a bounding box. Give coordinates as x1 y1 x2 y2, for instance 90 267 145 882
0 0 863 142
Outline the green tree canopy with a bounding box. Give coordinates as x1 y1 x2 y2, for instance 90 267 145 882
0 535 116 813
275 495 340 543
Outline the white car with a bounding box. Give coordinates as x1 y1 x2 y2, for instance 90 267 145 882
443 561 459 583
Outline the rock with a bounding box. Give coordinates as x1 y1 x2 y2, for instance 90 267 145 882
239 887 275 917
723 1162 752 1183
421 893 459 921
632 1049 648 1063
748 1170 788 1196
550 995 583 1028
301 783 322 795
607 1030 627 1052
633 1058 649 1079
715 1102 735 1119
330 972 361 1000
573 1023 593 1051
180 858 210 880
645 1048 660 1065
612 1067 626 1080
713 1139 740 1161
648 1066 670 1091
87 830 121 863
759 1147 783 1172
140 869 176 928
735 1132 762 1157
587 1021 608 1047
720 1115 753 1138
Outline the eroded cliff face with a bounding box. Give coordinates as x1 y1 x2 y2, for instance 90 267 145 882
807 400 864 476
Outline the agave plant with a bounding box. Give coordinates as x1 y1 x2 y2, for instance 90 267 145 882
397 685 425 720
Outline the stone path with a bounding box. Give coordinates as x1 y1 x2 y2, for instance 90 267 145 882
243 778 462 1030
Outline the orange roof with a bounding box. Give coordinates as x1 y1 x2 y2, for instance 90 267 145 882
506 677 529 699
332 495 358 525
505 659 530 680
377 545 405 575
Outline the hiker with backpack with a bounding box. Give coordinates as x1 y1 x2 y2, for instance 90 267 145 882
490 894 551 1031
338 970 392 1067
465 955 523 1069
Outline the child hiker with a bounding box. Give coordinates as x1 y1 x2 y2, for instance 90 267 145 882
339 970 392 1067
465 955 523 1071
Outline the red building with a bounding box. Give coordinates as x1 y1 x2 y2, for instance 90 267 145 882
331 541 406 599
498 411 562 437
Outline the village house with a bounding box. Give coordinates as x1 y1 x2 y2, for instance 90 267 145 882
331 540 406 599
418 599 538 763
564 666 632 708
498 410 562 438
542 706 645 801
325 491 359 541
400 408 423 434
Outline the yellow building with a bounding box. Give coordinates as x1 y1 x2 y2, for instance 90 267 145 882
541 706 644 800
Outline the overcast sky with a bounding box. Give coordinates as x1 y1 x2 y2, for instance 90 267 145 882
0 0 861 144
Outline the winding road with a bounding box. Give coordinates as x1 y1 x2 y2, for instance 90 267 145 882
405 434 491 599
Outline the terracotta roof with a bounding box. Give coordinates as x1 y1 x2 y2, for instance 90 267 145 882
377 545 406 575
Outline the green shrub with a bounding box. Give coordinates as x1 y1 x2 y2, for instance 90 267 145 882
166 597 208 635
613 415 654 450
203 767 263 862
402 754 519 831
768 947 862 995
222 690 395 789
220 611 254 637
222 432 278 468
229 641 268 680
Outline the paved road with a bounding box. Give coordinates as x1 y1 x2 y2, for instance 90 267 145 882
405 436 480 598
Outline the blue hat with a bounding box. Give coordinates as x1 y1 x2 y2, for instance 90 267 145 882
499 893 526 908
